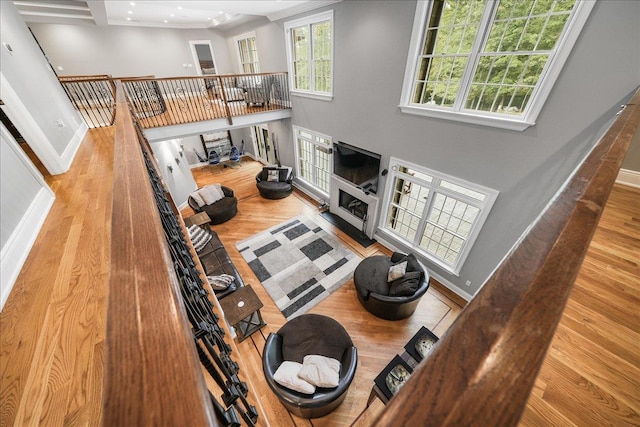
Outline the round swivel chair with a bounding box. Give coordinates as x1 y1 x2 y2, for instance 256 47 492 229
262 314 358 418
354 252 430 320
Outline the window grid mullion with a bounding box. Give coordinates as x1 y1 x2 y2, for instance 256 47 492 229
414 181 438 247
455 1 500 111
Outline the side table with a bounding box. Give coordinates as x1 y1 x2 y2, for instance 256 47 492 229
219 285 266 342
184 211 211 227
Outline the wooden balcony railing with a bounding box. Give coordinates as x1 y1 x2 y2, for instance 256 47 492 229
59 72 290 131
103 73 639 426
58 75 116 128
121 72 290 128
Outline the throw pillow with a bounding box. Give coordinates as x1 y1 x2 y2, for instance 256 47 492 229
273 361 316 394
199 184 225 205
387 261 407 282
207 274 235 291
187 225 212 252
267 170 280 182
390 271 422 296
190 190 206 208
405 253 423 276
298 355 341 388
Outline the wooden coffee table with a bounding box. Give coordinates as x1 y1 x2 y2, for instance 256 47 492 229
219 285 266 342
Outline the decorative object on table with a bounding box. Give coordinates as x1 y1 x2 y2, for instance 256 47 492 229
255 166 293 199
236 215 361 319
404 326 439 362
262 314 358 418
353 252 431 320
188 184 238 225
374 355 414 401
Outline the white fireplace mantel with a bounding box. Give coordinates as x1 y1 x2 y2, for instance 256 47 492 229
330 176 379 239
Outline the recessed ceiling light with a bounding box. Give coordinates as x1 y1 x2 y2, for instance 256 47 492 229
164 19 168 23
128 10 132 14
130 2 135 6
126 17 131 21
170 14 174 17
178 6 182 10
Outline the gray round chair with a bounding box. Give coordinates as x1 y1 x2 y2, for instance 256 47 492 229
262 314 358 418
353 252 430 320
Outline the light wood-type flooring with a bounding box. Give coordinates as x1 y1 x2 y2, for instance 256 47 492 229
1 127 638 426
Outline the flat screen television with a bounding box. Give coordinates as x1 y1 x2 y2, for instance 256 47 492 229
333 141 381 194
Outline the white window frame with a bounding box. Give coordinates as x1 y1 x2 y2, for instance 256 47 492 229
233 32 260 74
293 125 332 197
380 157 498 275
284 10 334 101
399 0 596 131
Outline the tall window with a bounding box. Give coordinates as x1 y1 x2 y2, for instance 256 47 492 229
381 158 498 274
400 0 595 130
293 126 332 195
235 33 260 74
285 10 334 99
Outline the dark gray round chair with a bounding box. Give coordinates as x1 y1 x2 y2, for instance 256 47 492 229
255 166 293 199
187 185 238 225
262 314 358 418
353 252 430 320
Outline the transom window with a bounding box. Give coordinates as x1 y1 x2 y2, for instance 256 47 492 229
234 32 260 74
293 126 332 195
381 158 498 274
400 0 595 130
285 10 334 100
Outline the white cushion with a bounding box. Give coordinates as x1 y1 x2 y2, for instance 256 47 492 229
190 190 206 208
298 355 340 388
387 261 407 282
273 361 316 394
199 184 225 205
267 170 280 182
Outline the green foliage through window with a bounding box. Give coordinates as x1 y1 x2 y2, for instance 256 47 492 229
413 0 577 116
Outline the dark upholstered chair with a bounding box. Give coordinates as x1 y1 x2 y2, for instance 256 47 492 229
262 314 358 418
188 185 238 225
353 252 430 320
256 166 293 199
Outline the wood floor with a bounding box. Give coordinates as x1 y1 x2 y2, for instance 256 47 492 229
1 126 638 426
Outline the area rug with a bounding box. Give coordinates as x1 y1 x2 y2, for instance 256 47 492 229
236 215 361 319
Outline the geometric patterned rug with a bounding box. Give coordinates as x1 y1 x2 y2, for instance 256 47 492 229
235 215 361 319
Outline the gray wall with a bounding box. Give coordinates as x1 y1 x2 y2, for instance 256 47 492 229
29 23 234 77
149 139 198 206
1 1 85 164
269 0 640 296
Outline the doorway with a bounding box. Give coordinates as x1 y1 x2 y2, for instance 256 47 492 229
189 40 217 75
251 125 276 165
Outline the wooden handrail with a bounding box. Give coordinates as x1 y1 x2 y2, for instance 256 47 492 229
103 81 216 426
373 87 640 426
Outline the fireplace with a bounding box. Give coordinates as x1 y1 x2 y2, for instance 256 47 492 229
330 176 379 239
339 190 368 220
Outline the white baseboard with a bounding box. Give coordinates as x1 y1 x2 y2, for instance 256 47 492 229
616 168 640 189
1 187 55 311
61 122 88 169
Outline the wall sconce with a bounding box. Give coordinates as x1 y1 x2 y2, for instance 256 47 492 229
167 163 173 173
175 156 180 164
178 148 184 157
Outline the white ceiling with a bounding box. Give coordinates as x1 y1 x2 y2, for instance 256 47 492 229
13 0 339 30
